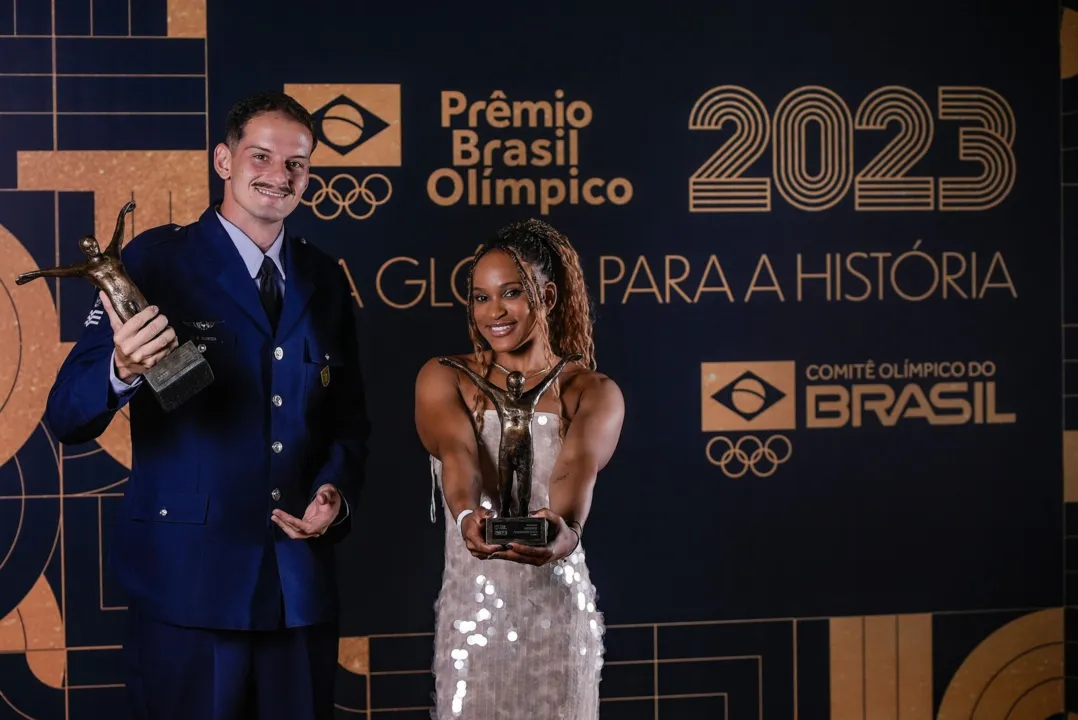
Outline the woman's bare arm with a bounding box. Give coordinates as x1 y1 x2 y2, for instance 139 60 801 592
546 373 625 530
415 356 502 558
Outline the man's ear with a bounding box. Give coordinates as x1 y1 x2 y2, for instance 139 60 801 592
212 142 232 181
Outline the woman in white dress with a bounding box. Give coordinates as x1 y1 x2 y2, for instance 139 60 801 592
414 218 625 719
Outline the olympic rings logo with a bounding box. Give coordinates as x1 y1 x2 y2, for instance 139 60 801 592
301 172 393 220
705 435 792 478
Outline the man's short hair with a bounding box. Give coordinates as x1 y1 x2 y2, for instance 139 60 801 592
224 92 318 151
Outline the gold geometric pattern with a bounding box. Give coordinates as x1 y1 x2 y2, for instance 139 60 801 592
1062 8 1078 79
0 223 64 469
1064 430 1078 502
0 573 66 689
283 84 402 168
167 0 206 38
326 609 1068 717
15 150 211 471
0 5 211 717
17 151 209 254
338 636 369 675
936 608 1063 719
829 614 933 720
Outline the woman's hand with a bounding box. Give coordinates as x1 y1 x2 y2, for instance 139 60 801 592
489 508 579 566
460 507 506 560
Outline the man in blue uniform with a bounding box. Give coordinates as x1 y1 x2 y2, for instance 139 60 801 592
44 92 370 719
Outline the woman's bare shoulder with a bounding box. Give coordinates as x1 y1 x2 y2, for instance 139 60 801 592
561 365 623 420
416 353 495 414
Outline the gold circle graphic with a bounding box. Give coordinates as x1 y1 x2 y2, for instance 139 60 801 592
0 223 63 468
937 607 1063 719
301 173 393 221
322 104 365 147
730 378 767 415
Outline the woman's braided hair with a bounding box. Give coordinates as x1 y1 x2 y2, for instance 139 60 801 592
464 218 596 433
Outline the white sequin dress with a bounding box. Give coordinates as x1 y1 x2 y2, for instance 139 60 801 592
429 410 605 719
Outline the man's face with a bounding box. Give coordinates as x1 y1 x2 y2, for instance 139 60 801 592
215 110 313 224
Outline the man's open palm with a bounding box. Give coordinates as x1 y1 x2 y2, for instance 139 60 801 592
271 484 341 539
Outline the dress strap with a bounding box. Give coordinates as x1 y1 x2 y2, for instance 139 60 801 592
429 456 438 524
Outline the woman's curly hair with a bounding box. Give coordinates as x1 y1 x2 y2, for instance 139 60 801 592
464 218 596 434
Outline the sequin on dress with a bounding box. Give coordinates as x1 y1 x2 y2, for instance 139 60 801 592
429 410 604 719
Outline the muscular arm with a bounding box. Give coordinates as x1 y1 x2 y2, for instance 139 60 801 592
105 203 135 258
416 358 484 522
546 375 625 529
16 264 85 283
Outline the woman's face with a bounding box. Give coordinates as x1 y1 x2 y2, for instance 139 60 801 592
470 249 554 355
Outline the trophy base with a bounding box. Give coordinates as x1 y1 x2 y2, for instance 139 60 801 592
486 516 549 546
144 340 214 412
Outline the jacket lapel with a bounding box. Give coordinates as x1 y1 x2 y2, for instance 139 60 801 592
276 232 317 341
197 206 272 336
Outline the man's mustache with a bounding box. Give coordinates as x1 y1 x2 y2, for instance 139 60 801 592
252 183 294 195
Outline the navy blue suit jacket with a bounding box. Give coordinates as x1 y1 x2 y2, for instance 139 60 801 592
45 205 370 631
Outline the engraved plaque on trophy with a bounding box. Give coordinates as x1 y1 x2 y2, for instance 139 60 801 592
439 353 582 546
16 201 214 412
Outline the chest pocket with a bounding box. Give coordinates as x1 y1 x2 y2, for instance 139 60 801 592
304 336 344 392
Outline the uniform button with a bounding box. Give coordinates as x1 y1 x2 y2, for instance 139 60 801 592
274 347 284 360
197 343 207 353
159 508 167 517
272 395 283 407
271 488 281 501
272 441 283 453
299 237 307 244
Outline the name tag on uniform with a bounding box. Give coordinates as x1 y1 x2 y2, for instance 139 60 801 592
321 366 331 387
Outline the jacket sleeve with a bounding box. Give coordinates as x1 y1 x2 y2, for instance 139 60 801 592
44 293 141 445
310 265 371 543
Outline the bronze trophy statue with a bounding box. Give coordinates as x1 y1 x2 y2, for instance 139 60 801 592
16 201 214 412
439 352 582 546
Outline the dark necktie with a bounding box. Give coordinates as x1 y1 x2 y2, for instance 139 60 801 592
258 256 282 333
